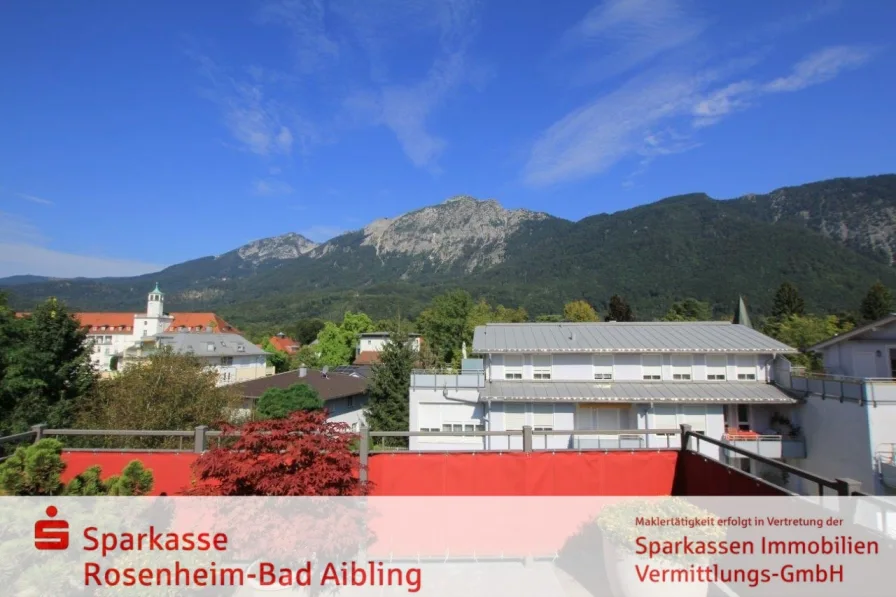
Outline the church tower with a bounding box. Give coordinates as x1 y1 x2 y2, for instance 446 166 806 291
147 283 164 318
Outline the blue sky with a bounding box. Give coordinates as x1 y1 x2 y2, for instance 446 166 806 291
1 0 894 278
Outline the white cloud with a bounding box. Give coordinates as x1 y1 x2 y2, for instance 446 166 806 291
0 212 163 278
524 71 704 186
258 0 341 74
16 192 54 206
560 0 708 83
253 179 294 196
764 45 873 92
525 44 876 187
299 225 345 242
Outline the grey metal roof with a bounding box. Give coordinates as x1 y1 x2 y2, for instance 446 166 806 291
155 333 267 357
806 312 896 352
481 380 799 404
472 322 797 354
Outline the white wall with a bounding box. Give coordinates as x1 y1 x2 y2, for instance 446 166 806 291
797 396 876 493
486 352 775 382
868 401 896 494
326 396 368 430
409 388 484 451
821 324 896 377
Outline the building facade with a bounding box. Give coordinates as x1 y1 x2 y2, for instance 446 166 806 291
769 314 896 496
121 332 274 385
409 322 805 480
80 284 240 374
354 332 423 365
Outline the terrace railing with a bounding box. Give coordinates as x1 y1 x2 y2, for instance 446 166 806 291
776 369 896 406
410 368 485 390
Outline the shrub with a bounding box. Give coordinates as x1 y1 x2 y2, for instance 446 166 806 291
255 383 323 420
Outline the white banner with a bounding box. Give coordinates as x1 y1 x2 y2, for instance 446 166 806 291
1 496 895 596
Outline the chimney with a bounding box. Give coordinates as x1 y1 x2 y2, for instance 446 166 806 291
298 365 307 378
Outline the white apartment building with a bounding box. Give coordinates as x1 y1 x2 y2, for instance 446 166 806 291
122 332 274 386
79 284 240 373
773 314 896 496
409 322 805 480
354 332 423 365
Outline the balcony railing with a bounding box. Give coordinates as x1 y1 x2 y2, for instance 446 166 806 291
721 433 807 459
878 444 896 489
774 368 896 405
410 369 485 390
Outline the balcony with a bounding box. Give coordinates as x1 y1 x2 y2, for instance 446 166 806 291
410 368 485 390
775 368 896 405
879 444 896 489
722 430 807 460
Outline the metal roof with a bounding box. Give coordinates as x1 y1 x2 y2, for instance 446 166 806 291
472 322 797 354
806 313 896 352
155 333 267 357
481 380 799 404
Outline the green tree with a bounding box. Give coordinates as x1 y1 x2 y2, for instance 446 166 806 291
606 295 635 321
1 297 96 433
293 344 321 368
860 281 893 322
364 332 417 448
0 292 26 435
0 439 66 495
292 318 326 345
417 290 474 366
536 314 563 322
261 339 292 373
255 383 323 419
663 298 712 321
772 282 806 318
105 461 154 496
762 314 854 370
316 312 375 367
76 348 240 448
562 300 599 322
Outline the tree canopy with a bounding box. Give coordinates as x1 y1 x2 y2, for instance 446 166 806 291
772 282 806 318
860 281 893 322
562 300 599 322
255 383 323 419
364 332 417 446
606 295 635 321
662 298 712 321
316 311 375 366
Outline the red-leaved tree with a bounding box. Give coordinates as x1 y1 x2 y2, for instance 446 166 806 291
186 408 366 496
180 410 373 590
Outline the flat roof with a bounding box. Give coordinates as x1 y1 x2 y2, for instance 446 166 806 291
472 322 797 354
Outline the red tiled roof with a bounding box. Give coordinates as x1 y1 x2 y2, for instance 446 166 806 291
353 350 381 365
17 311 239 335
268 335 300 354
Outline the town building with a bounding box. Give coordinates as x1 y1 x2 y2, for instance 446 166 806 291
231 366 369 429
354 332 423 365
409 322 805 481
71 284 240 373
771 314 896 495
120 331 272 385
264 332 301 354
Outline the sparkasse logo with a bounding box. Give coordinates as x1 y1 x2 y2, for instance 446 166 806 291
34 505 69 550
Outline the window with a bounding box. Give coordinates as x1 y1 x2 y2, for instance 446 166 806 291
671 355 692 381
653 406 707 435
593 355 613 380
347 396 354 408
533 355 552 380
652 406 678 435
504 355 523 380
420 427 439 433
207 342 215 352
532 403 554 431
889 349 896 378
221 356 233 366
735 355 756 380
504 403 527 430
706 355 727 380
642 355 662 380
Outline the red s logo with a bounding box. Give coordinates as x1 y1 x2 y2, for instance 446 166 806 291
34 506 69 550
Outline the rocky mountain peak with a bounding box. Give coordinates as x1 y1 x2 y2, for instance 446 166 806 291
235 232 319 265
355 195 551 271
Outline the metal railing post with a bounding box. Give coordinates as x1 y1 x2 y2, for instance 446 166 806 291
31 424 46 443
834 477 861 496
359 426 370 484
194 425 208 453
522 426 533 453
679 424 692 452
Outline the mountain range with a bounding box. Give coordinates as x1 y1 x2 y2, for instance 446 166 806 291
4 175 896 330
